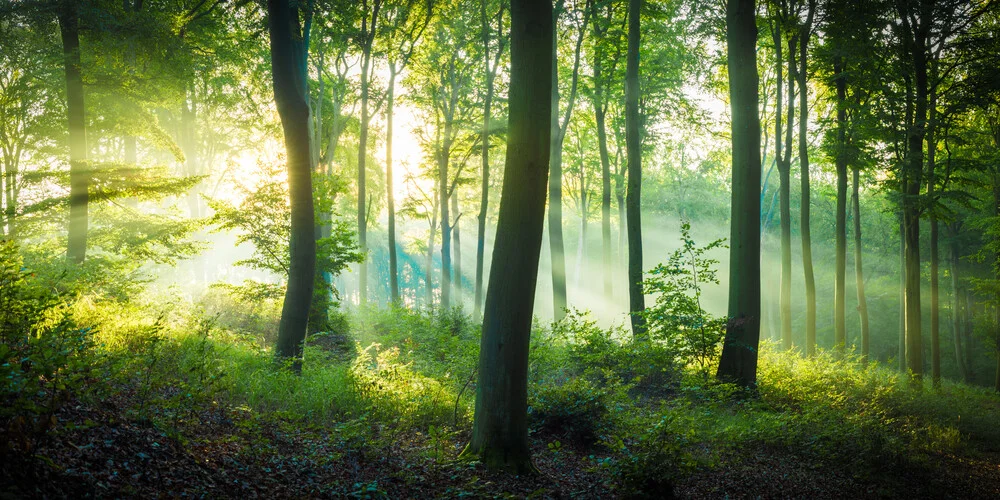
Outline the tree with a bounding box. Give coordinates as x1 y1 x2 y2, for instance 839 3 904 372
267 0 317 370
59 0 88 264
624 0 645 338
588 0 624 300
461 0 552 472
796 0 817 355
355 0 383 305
383 0 432 306
548 0 588 322
473 0 506 320
716 0 761 388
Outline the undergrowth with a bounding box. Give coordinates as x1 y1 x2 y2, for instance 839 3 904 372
2 242 1000 496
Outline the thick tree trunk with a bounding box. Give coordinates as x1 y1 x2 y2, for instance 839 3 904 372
716 0 761 388
59 0 88 264
387 66 400 305
461 0 552 471
269 0 317 371
833 56 848 356
426 179 439 309
625 0 645 338
853 166 870 362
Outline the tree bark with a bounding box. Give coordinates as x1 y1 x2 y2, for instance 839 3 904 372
948 224 969 382
452 189 461 306
797 4 817 356
356 0 381 305
716 0 761 388
834 55 848 356
773 19 794 351
853 166 870 363
269 0 317 371
387 64 400 305
59 0 88 264
461 0 552 472
625 0 645 338
900 2 927 383
475 0 502 321
594 62 613 299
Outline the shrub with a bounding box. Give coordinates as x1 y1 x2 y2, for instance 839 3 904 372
528 377 614 446
643 220 727 378
0 241 95 453
553 309 677 398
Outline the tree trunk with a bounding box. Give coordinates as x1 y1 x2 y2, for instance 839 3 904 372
833 55 848 356
853 166 870 363
625 0 645 338
797 9 817 356
594 63 613 298
474 0 499 321
426 178 439 309
899 217 906 372
269 0 317 371
452 190 462 306
387 64 400 305
439 132 452 311
948 225 969 382
774 21 794 351
716 0 761 388
357 1 379 306
461 0 552 472
60 0 88 264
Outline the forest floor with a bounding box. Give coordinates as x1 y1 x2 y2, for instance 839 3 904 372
4 388 1000 499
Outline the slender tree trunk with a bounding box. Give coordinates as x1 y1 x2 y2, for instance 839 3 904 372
594 66 613 298
797 9 817 355
948 226 969 382
833 57 848 356
625 0 645 338
899 217 906 372
426 179 439 309
387 64 400 305
853 166 870 362
452 190 462 306
269 0 317 371
60 0 88 264
440 133 452 311
474 0 499 321
716 0 761 388
357 2 378 306
461 0 552 471
774 22 794 351
928 112 940 386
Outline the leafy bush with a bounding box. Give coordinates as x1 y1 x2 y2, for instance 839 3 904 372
552 309 677 398
643 220 727 378
609 410 698 499
0 241 95 453
528 377 614 446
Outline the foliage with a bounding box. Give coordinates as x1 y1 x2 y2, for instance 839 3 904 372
207 159 363 303
643 221 727 377
0 241 95 454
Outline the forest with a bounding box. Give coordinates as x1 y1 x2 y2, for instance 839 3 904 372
1 0 1000 497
